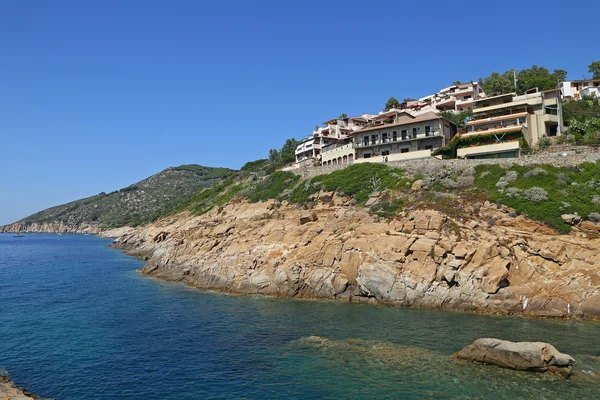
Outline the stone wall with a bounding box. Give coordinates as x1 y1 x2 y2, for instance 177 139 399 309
289 145 600 179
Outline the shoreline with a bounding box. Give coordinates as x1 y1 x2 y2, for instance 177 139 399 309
0 373 38 399
111 197 600 322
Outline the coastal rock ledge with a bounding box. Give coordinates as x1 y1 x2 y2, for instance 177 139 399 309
454 338 575 377
112 197 600 319
0 374 38 399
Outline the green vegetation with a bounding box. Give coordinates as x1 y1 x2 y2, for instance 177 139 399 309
563 96 600 144
437 110 472 129
246 172 300 202
474 162 600 233
290 163 411 205
432 130 523 159
12 165 233 228
370 197 405 219
267 138 299 172
240 158 270 173
384 97 400 111
338 113 348 119
479 66 567 96
589 60 600 79
172 164 233 179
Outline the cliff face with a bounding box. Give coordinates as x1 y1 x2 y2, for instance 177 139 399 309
0 221 102 234
113 194 600 319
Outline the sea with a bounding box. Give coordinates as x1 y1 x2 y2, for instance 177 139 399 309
0 233 598 399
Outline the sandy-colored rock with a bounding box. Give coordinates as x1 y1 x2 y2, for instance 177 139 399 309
111 199 600 320
454 338 575 377
561 214 581 225
0 374 37 399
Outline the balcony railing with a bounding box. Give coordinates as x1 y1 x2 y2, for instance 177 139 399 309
355 131 442 148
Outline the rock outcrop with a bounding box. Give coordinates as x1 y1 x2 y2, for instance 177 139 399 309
112 194 600 319
0 374 37 399
0 221 102 234
454 338 575 377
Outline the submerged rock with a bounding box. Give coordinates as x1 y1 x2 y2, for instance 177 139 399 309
454 338 575 377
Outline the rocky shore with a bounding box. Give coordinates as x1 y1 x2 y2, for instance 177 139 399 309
112 192 600 320
0 373 37 399
0 221 102 235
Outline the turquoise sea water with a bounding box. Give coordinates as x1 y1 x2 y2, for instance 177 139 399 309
0 233 599 399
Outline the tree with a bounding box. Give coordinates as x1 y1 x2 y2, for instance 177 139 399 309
280 138 299 164
314 125 319 131
589 60 600 79
453 80 462 86
384 97 399 111
516 66 566 94
338 113 348 119
438 110 473 129
479 71 515 96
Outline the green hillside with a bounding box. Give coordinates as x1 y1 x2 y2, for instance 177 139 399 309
8 165 233 228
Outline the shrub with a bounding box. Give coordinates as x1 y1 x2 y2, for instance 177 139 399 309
538 136 552 149
290 163 409 205
522 187 549 201
588 212 600 222
524 167 547 178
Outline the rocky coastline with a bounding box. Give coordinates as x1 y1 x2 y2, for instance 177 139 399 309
0 373 37 399
112 193 600 320
0 221 102 235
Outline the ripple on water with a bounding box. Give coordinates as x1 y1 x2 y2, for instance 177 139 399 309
0 234 599 400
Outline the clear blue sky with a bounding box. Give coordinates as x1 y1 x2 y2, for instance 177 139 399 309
1 0 597 224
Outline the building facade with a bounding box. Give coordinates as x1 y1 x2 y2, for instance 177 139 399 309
351 115 455 163
456 89 562 159
560 79 600 99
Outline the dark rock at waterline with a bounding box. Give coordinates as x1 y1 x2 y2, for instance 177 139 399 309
454 338 575 377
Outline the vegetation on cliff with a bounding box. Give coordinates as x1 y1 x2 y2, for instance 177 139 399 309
473 162 600 233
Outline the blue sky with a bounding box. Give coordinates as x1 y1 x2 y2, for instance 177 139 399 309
1 0 597 224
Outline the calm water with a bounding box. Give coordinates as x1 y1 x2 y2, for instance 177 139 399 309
0 234 599 399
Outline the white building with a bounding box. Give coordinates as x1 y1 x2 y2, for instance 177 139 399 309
560 79 600 99
417 82 486 113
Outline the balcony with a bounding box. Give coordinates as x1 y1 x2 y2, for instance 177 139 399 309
354 131 442 148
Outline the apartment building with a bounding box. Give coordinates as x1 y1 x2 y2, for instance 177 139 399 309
560 79 600 99
350 114 455 163
417 82 486 112
456 89 562 159
317 114 376 165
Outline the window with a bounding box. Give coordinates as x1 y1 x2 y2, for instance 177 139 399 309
363 136 369 146
425 125 431 136
392 131 397 141
382 133 388 143
364 153 372 159
382 150 390 156
400 148 409 153
412 127 418 137
371 135 377 145
425 145 433 150
401 130 407 140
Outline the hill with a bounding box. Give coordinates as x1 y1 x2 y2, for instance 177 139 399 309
1 165 233 232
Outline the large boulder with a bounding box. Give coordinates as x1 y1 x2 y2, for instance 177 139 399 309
454 338 575 377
